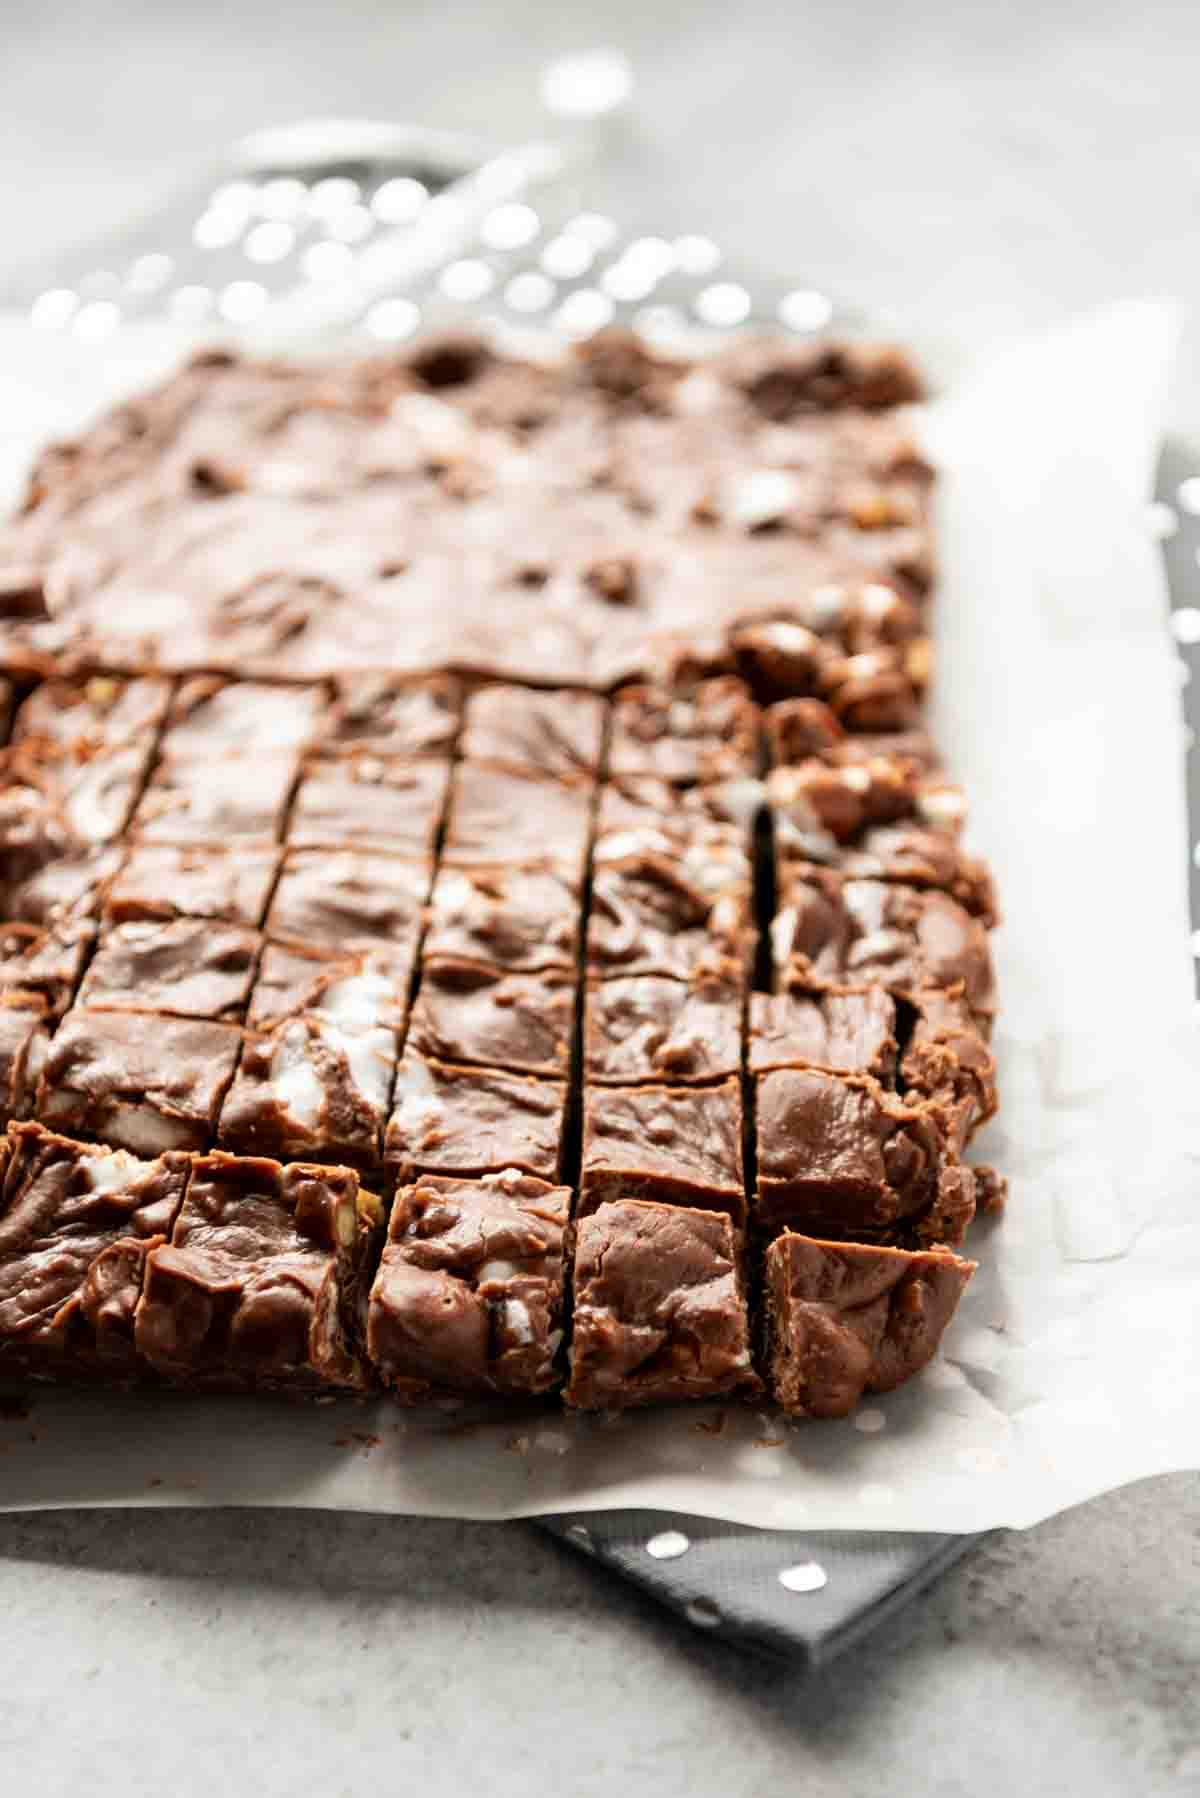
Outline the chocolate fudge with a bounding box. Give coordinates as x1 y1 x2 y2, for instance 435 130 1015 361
754 1067 974 1245
748 981 898 1078
0 332 1003 1420
265 850 428 956
587 852 752 981
329 674 460 757
459 683 605 778
584 967 744 1084
386 1053 567 1182
566 1200 758 1410
422 862 580 974
407 960 575 1079
163 676 331 755
134 752 298 845
764 1232 974 1417
135 1151 383 1393
39 1009 243 1155
368 1170 569 1399
607 678 760 785
78 917 260 1020
0 995 51 1123
441 762 594 877
286 752 448 857
580 1078 746 1226
105 844 281 928
0 1122 191 1376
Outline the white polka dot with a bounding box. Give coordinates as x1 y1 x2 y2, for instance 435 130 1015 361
1178 477 1200 514
778 1560 828 1593
685 1598 722 1628
778 289 834 333
645 1530 690 1560
1171 607 1200 645
853 1407 887 1434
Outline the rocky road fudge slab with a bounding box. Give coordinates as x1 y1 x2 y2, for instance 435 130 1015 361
566 1199 759 1410
763 1232 975 1417
135 1150 383 1394
0 1122 190 1378
368 1170 570 1400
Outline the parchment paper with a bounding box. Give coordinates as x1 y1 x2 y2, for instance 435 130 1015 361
0 301 1195 1533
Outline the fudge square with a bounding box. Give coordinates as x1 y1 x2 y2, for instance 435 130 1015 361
579 1078 746 1227
754 1067 975 1247
134 1151 384 1393
39 1008 243 1155
367 1171 570 1400
0 1122 191 1377
764 1231 975 1417
385 1053 567 1183
565 1199 759 1410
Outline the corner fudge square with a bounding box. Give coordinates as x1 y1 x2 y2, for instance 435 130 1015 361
584 968 743 1084
422 862 580 974
580 1077 746 1227
764 1231 974 1417
265 849 429 956
367 1171 570 1399
135 1151 383 1393
105 844 281 928
407 960 575 1079
441 763 593 877
565 1199 758 1410
79 917 260 1020
14 674 171 754
39 1009 243 1155
0 1122 191 1376
288 752 449 857
386 1053 566 1182
458 684 605 779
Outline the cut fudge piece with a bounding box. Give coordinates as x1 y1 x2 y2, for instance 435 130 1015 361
3 838 121 930
105 844 281 928
0 994 51 1123
134 752 299 844
584 966 743 1084
328 673 460 756
386 1053 566 1182
580 1077 746 1226
596 772 764 854
441 763 593 877
764 1232 974 1417
0 919 93 1013
287 752 448 857
587 851 752 983
367 1170 569 1399
245 943 408 1033
161 676 331 756
78 917 260 1020
0 1122 191 1377
11 740 153 846
422 862 579 974
14 673 170 753
39 1009 243 1155
135 1151 383 1393
749 982 898 1079
565 1199 758 1410
265 849 428 956
771 870 995 1018
607 678 760 785
458 684 605 779
407 960 575 1079
754 1067 971 1244
221 970 399 1169
899 985 998 1148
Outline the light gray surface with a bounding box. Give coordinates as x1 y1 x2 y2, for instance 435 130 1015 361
0 3 1198 1792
